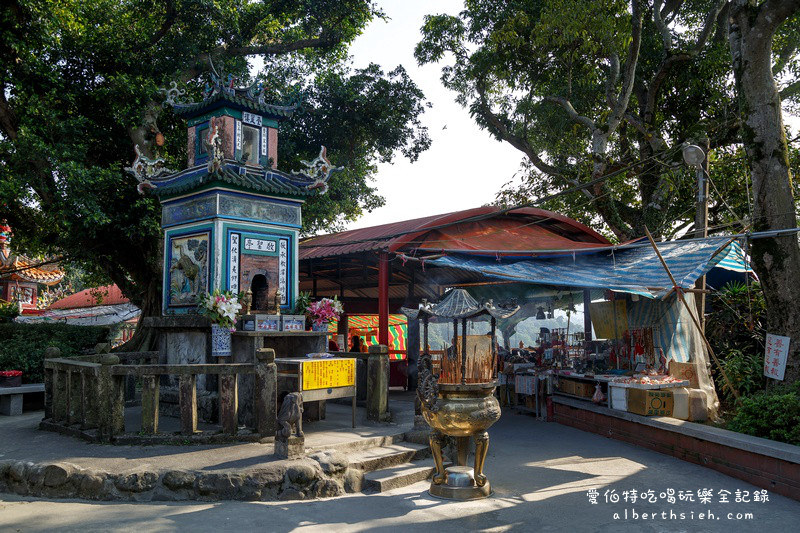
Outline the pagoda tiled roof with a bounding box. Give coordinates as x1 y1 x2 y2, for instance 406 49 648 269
147 161 323 199
0 253 65 285
172 91 296 121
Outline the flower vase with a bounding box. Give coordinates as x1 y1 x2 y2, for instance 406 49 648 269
211 324 232 357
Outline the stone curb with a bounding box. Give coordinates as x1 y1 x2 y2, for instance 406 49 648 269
0 450 363 502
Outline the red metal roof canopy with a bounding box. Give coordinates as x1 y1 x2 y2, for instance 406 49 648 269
300 206 609 260
48 284 129 310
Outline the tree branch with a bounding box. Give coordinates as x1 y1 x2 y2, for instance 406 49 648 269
780 78 800 99
544 96 596 130
474 83 563 178
225 31 341 57
607 0 643 135
756 0 800 36
653 0 673 51
605 54 620 108
138 0 177 51
690 0 727 55
773 35 800 74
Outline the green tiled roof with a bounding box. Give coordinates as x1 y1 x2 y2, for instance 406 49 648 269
149 162 319 199
172 92 296 120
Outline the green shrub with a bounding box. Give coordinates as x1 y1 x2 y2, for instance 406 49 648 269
727 383 800 446
0 301 20 323
717 349 766 404
707 281 766 405
0 323 110 383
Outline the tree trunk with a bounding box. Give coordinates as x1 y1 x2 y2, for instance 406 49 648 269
729 0 800 384
116 277 161 353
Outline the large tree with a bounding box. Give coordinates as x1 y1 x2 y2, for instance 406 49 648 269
417 0 800 384
0 0 430 342
415 0 798 240
728 0 800 382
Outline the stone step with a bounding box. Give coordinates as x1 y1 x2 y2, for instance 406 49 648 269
307 432 406 454
363 459 435 493
347 442 430 472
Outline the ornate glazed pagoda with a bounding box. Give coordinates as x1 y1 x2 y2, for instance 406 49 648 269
0 222 65 311
128 76 336 316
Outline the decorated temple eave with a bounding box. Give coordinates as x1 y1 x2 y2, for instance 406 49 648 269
146 161 325 200
171 92 296 121
1 257 65 285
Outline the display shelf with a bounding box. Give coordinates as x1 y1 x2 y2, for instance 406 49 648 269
553 391 594 402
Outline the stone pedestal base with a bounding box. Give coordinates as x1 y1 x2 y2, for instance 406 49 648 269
0 394 23 416
275 436 304 459
429 466 491 500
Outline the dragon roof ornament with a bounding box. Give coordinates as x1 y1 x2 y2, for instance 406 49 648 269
290 146 341 195
125 144 175 194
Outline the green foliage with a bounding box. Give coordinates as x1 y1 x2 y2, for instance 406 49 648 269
0 0 429 317
727 382 800 446
0 301 21 323
415 0 800 240
293 291 313 316
707 281 767 404
0 323 110 383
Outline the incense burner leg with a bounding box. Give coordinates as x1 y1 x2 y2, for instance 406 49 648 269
474 431 489 487
456 436 470 467
429 431 446 485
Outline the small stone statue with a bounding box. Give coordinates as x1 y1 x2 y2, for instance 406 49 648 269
277 392 304 438
274 290 282 316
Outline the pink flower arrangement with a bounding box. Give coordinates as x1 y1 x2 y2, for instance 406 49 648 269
0 370 22 377
307 297 344 327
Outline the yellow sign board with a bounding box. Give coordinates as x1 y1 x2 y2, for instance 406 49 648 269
302 359 356 391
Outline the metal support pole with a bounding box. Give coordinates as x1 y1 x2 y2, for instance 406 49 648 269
378 252 390 347
461 318 468 384
693 139 710 331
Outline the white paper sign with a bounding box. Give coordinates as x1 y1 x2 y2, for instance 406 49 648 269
764 333 790 381
229 234 240 292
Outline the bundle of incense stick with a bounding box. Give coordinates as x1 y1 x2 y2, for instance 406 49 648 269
438 340 496 384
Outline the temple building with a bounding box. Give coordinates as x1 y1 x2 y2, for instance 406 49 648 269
0 222 65 312
129 76 335 315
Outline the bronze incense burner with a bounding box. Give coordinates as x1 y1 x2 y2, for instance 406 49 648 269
404 289 518 500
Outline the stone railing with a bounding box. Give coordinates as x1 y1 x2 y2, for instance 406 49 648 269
43 349 277 443
44 354 125 442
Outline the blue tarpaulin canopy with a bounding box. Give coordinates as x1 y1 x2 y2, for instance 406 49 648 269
428 236 749 299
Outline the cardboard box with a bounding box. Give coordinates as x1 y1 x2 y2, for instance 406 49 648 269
281 315 306 332
558 379 575 395
669 361 701 389
627 388 674 416
672 387 708 421
255 314 281 332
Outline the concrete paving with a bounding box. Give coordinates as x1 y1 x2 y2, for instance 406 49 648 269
2 409 799 532
0 397 415 473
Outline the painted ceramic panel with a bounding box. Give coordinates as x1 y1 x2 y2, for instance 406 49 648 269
218 194 301 226
168 233 209 307
162 195 217 227
211 323 232 356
